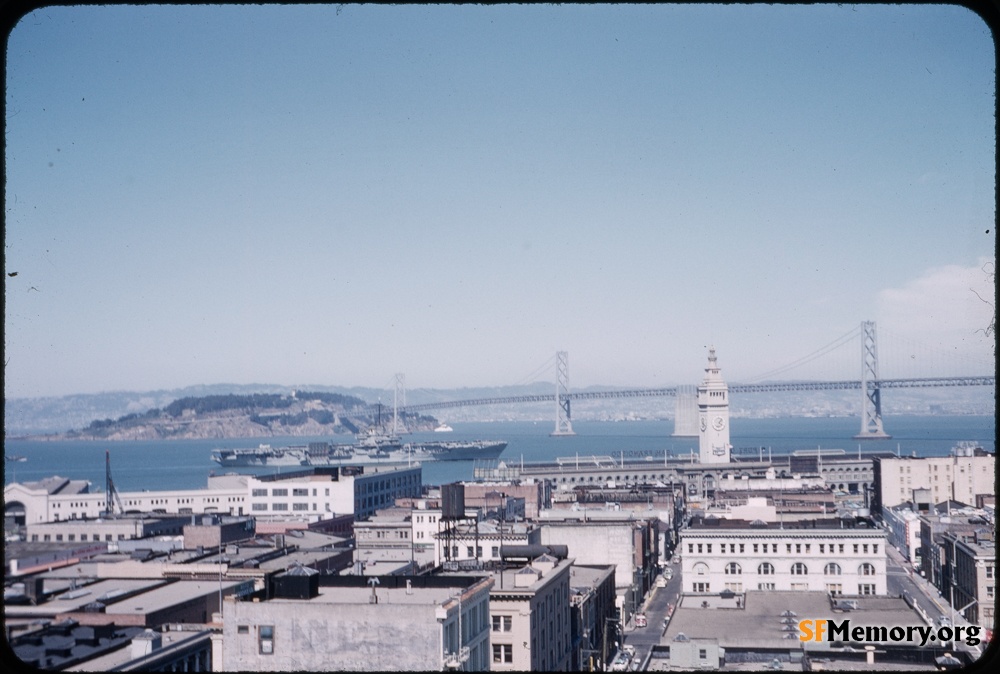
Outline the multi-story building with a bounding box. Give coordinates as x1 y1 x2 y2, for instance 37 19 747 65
881 503 923 565
23 515 192 546
567 564 617 672
6 465 422 527
941 528 996 628
679 516 888 596
461 481 546 520
918 510 985 593
222 573 494 671
246 466 422 522
481 552 574 672
872 447 994 511
538 509 659 622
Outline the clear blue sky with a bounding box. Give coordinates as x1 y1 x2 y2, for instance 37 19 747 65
4 4 995 399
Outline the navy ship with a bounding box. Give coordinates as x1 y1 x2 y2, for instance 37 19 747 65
211 437 507 468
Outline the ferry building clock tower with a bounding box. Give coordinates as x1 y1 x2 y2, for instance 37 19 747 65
698 347 732 464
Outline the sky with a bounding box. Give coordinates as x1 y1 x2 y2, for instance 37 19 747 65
3 3 996 400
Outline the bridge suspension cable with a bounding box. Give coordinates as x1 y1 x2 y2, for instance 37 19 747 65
745 324 861 383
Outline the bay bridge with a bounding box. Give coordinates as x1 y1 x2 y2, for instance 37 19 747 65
388 322 994 439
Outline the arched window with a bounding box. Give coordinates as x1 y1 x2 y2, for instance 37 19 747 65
791 563 808 575
758 562 775 576
693 563 709 576
824 563 842 575
725 562 742 575
859 563 876 576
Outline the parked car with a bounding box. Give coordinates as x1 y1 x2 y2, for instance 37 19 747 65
635 613 647 628
610 651 632 672
656 575 667 588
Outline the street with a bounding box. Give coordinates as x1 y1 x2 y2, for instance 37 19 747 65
620 559 683 669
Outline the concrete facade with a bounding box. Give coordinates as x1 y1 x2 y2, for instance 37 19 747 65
942 528 995 628
221 575 493 671
486 555 574 672
537 510 659 621
5 465 422 529
680 517 889 596
873 451 994 511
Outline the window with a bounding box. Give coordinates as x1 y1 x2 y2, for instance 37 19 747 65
492 615 512 632
859 584 876 595
252 489 267 497
791 563 808 575
825 563 842 575
293 503 309 511
467 546 475 558
693 563 709 576
259 625 274 654
725 562 741 575
758 563 775 575
252 503 268 511
859 563 876 576
694 582 710 592
699 649 707 659
272 489 288 497
492 644 513 663
758 582 775 591
292 488 309 497
272 503 288 511
238 625 249 634
826 584 843 596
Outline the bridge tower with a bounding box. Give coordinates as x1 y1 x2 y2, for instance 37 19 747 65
551 351 575 436
854 321 891 439
392 373 406 435
672 385 699 437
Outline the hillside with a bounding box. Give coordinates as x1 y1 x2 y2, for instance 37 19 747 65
10 391 438 441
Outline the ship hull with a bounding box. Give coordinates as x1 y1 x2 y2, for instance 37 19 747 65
212 439 507 468
418 441 507 461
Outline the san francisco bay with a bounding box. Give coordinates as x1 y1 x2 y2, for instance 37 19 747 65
3 415 993 493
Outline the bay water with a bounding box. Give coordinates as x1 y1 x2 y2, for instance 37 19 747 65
3 415 994 493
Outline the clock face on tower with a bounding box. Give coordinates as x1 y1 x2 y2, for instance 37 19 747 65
713 416 726 431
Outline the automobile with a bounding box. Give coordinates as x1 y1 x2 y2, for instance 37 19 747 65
665 568 674 579
938 615 952 627
656 575 667 588
635 613 648 628
610 651 632 672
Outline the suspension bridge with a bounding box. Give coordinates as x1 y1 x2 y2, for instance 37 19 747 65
388 322 994 439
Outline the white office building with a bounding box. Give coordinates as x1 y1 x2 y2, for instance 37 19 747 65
679 516 888 596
